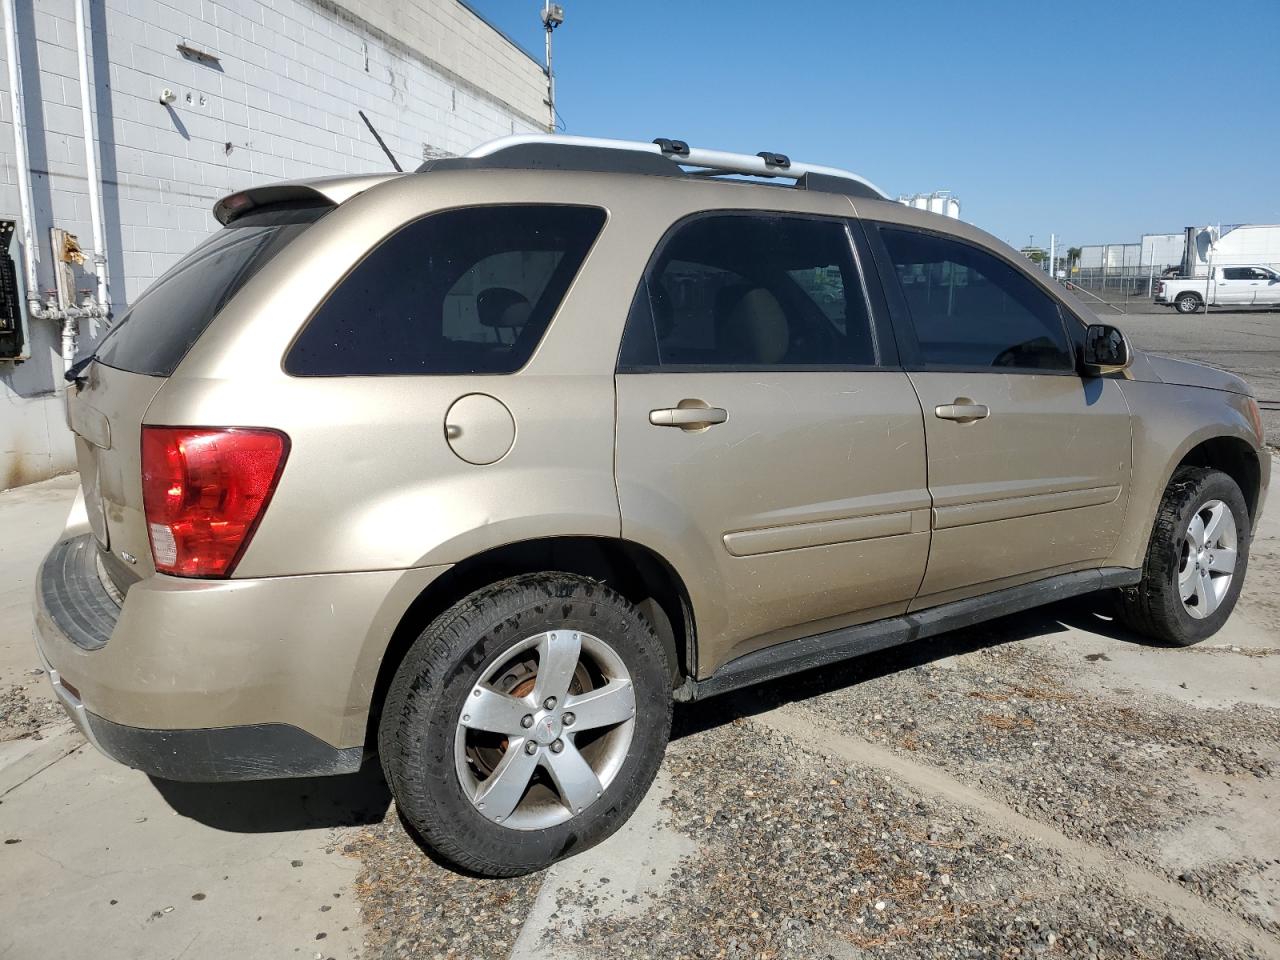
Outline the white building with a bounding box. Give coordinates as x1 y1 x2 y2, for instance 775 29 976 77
1 0 547 489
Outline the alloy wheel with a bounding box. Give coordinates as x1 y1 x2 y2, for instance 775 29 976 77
1178 499 1237 619
453 629 636 830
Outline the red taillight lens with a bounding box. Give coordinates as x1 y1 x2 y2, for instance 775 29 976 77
141 427 289 578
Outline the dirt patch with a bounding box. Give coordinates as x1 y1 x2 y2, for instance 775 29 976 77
0 681 64 741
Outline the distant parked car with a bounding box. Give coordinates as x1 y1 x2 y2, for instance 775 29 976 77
1156 265 1280 313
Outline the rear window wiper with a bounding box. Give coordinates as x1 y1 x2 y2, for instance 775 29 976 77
65 354 94 385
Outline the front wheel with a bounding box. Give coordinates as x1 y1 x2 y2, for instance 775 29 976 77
378 573 672 876
1118 467 1250 646
1175 293 1203 314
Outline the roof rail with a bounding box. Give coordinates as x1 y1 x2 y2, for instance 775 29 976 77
417 134 890 201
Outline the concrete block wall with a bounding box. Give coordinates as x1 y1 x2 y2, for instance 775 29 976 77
1 0 547 490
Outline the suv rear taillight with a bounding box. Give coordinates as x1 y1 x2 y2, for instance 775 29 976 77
141 427 289 578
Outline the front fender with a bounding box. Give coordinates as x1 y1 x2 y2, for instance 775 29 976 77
1108 381 1267 568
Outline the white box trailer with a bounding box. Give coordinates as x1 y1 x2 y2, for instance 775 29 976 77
1191 224 1280 276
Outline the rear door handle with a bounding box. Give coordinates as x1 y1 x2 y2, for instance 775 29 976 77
649 405 728 429
934 398 990 423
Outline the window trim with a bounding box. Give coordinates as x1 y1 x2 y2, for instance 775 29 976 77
615 209 894 375
282 202 609 379
864 221 1081 378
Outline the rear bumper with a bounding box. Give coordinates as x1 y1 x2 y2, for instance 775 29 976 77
37 642 361 781
34 533 447 781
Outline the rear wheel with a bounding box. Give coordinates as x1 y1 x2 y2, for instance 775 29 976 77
1118 467 1249 646
378 573 672 876
1175 292 1203 314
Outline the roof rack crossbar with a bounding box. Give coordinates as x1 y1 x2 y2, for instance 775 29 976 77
442 134 890 200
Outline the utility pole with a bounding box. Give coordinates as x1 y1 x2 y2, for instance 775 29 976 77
1049 233 1056 278
541 3 564 133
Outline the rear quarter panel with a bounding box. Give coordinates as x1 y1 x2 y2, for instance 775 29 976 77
150 172 655 577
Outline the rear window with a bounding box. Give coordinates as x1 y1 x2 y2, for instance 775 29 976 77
284 204 606 376
94 205 326 377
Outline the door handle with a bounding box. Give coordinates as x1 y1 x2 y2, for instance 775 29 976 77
934 398 990 423
649 404 728 429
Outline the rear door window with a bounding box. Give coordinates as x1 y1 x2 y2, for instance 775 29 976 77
286 205 606 376
94 205 326 377
617 213 876 370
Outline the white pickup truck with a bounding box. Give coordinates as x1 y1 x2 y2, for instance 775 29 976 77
1155 265 1280 313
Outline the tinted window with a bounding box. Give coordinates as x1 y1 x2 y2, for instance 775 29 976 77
1222 267 1252 280
618 214 875 370
879 227 1073 371
287 205 605 376
95 205 325 376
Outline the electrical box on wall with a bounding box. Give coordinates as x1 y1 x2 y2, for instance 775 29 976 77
0 219 26 361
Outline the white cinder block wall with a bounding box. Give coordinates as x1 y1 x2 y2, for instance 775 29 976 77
1 0 547 489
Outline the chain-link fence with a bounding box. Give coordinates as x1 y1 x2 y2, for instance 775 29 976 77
1049 233 1183 312
1065 233 1184 298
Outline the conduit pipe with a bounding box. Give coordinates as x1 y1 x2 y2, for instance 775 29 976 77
73 0 110 329
1 0 48 321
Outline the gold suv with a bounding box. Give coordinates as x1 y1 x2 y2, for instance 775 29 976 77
35 136 1268 876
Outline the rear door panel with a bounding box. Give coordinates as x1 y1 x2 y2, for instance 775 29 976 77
616 370 930 674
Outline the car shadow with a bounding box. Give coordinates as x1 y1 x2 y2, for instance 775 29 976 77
148 594 1162 834
148 756 392 833
671 592 1164 741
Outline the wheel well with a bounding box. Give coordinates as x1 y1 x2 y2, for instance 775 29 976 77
1175 436 1262 523
365 537 695 747
1176 291 1202 301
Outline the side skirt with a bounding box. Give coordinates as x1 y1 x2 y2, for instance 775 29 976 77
674 567 1142 703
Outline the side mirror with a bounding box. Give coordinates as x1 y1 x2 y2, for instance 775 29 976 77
1082 323 1132 374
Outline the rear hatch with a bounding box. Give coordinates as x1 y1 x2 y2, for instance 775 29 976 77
68 204 327 591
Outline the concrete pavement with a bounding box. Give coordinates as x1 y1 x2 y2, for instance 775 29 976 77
0 477 376 960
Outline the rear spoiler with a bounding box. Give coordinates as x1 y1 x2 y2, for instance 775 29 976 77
213 173 403 225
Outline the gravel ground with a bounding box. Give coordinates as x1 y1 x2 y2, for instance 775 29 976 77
344 701 1273 959
520 718 1262 959
787 632 1280 938
343 817 542 959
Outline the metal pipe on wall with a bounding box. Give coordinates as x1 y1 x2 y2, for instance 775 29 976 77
73 0 109 330
2 0 44 317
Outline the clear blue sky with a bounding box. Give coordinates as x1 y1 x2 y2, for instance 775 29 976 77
470 0 1280 250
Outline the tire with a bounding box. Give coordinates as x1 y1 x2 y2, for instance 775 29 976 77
1117 467 1250 646
1175 293 1202 314
377 572 672 877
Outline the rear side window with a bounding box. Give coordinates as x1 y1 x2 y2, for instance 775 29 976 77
618 213 876 370
95 205 326 377
286 205 606 376
878 226 1074 372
